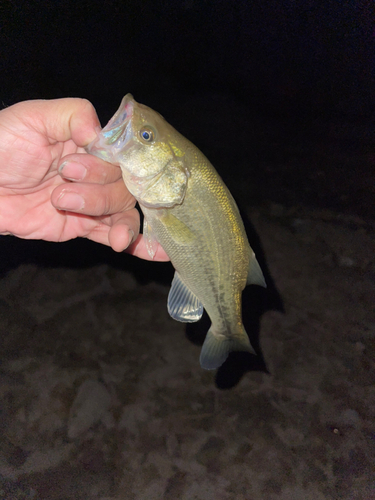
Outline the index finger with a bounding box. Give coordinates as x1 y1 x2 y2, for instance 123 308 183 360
58 153 122 184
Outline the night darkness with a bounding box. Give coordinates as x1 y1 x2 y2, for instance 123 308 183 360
2 0 374 220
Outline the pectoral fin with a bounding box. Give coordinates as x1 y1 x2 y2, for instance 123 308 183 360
167 272 203 322
159 212 196 246
247 253 267 288
143 218 159 259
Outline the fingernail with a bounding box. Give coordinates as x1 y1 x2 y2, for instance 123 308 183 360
56 192 85 210
59 161 87 181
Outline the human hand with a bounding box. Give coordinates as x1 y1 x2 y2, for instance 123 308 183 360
0 98 169 261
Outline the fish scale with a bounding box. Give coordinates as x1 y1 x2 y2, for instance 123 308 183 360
86 94 266 369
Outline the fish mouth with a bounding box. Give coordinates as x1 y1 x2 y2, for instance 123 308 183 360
86 94 135 163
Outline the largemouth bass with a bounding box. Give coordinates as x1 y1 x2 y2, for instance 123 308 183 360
87 95 266 369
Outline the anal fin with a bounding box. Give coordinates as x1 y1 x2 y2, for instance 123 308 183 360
167 272 203 323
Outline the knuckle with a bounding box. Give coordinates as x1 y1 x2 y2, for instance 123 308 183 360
79 98 95 114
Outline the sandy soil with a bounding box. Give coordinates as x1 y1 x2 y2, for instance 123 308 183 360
0 201 374 499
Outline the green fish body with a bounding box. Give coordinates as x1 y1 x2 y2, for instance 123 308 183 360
87 95 266 369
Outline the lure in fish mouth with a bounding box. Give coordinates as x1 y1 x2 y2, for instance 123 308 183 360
87 95 266 370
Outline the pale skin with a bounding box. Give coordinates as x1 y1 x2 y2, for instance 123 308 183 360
0 98 169 261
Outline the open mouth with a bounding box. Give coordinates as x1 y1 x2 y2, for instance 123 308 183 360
85 94 135 163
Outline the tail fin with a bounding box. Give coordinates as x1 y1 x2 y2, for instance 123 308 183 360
199 327 255 370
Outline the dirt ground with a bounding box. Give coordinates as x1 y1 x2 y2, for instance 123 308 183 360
0 197 374 499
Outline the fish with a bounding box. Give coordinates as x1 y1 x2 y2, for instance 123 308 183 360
86 94 266 369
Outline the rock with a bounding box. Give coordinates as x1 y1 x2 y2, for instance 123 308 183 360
337 409 361 428
20 444 74 474
67 379 111 439
338 255 355 267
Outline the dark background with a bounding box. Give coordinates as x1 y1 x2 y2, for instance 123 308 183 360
1 0 374 245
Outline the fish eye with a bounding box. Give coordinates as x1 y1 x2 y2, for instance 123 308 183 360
139 127 155 143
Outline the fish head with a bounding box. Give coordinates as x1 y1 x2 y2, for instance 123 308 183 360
87 94 189 208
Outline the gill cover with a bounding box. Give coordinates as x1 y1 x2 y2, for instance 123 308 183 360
136 158 189 208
